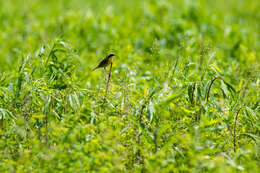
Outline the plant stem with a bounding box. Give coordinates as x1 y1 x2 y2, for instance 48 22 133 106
233 107 242 152
196 106 202 122
206 77 220 102
105 62 113 99
154 120 159 153
191 82 196 105
137 99 149 164
45 113 48 144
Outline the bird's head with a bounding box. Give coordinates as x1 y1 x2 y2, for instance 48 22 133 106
106 53 115 59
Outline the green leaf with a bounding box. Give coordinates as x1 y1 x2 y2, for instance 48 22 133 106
157 89 185 108
221 79 229 98
245 106 258 122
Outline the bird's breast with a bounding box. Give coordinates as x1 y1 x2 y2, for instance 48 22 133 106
107 57 113 64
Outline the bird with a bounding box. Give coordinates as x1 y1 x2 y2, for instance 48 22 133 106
92 53 115 71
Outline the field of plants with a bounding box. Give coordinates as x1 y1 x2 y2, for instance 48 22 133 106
0 0 259 172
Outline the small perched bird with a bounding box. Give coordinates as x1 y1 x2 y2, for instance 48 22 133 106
92 53 115 71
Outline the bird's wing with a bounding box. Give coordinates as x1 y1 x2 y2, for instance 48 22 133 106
92 58 108 71
98 58 108 67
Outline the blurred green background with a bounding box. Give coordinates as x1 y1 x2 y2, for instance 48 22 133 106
0 0 259 172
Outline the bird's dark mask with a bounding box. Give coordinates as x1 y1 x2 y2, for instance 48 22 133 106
106 53 115 58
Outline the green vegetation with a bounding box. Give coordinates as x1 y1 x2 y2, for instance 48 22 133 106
0 0 259 172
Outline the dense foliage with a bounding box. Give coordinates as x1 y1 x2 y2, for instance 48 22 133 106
0 0 259 172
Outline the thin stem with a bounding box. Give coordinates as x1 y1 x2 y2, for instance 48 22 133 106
45 113 48 144
137 101 146 163
233 107 242 152
37 119 42 140
137 97 152 164
154 120 159 153
105 62 113 99
206 77 220 102
137 130 142 163
191 82 196 105
196 106 202 122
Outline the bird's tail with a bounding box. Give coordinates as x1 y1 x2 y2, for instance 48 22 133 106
92 66 98 71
